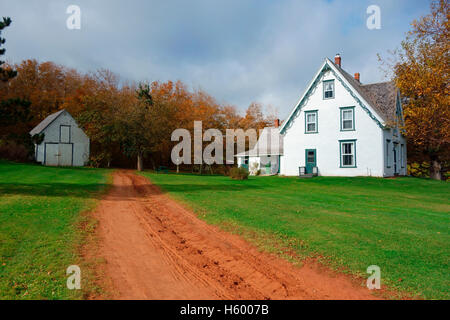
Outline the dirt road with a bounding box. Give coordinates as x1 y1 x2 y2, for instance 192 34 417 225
90 171 379 300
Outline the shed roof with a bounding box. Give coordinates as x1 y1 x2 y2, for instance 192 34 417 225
30 109 65 136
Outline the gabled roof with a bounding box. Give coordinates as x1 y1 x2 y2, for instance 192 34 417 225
332 60 398 123
360 82 398 123
280 58 400 134
30 109 66 136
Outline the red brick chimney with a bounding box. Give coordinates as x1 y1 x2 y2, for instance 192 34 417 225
274 119 280 128
334 54 341 68
354 73 360 82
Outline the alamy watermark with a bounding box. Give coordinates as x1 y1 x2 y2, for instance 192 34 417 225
366 5 381 30
66 265 81 290
171 121 282 166
66 5 81 30
366 265 381 290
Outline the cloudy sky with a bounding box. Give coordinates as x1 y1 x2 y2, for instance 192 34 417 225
0 0 431 118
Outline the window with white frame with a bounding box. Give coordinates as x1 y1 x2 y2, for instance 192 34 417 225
305 111 318 133
323 80 335 99
340 140 356 167
340 107 354 131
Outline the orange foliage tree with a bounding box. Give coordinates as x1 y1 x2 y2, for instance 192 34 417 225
1 59 82 125
387 0 449 180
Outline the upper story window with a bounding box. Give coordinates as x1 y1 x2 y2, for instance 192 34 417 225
340 107 355 131
323 80 335 99
305 110 318 134
60 125 71 143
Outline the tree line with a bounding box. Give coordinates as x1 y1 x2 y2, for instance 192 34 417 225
0 59 276 171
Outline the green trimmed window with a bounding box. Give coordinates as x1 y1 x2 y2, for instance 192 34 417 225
305 111 318 133
340 107 355 131
340 140 356 168
323 80 335 99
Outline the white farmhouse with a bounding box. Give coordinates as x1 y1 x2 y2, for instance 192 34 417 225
279 54 407 177
30 109 90 167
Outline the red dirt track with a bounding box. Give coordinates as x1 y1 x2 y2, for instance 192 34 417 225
91 171 379 300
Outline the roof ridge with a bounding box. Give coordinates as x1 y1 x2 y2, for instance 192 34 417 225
361 81 394 87
29 109 66 136
329 59 393 87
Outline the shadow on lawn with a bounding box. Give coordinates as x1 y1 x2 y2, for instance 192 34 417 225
0 183 109 199
152 182 266 194
0 180 264 200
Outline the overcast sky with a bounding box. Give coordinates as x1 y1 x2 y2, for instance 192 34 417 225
0 0 431 118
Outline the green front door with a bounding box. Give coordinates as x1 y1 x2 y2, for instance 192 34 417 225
305 149 316 174
265 162 271 175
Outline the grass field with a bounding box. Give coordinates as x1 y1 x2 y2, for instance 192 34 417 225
0 161 110 300
142 172 450 299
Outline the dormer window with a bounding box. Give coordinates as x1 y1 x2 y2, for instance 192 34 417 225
323 80 335 99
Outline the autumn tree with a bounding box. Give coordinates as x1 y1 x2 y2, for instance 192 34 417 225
118 83 177 171
239 102 273 132
67 70 124 167
385 0 449 180
2 60 83 123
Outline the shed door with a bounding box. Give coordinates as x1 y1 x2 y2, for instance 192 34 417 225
45 144 59 166
59 144 73 166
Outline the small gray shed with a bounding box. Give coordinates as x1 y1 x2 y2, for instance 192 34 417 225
30 109 90 166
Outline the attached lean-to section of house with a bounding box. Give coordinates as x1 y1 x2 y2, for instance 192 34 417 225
236 121 284 176
240 54 407 178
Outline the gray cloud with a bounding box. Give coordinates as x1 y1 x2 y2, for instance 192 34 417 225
0 0 430 118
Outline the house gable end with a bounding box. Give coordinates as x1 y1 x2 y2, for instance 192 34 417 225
280 59 386 135
59 111 89 141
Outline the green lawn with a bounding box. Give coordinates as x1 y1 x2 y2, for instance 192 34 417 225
0 161 110 300
141 172 450 299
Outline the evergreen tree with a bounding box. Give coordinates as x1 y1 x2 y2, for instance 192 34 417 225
0 17 17 81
